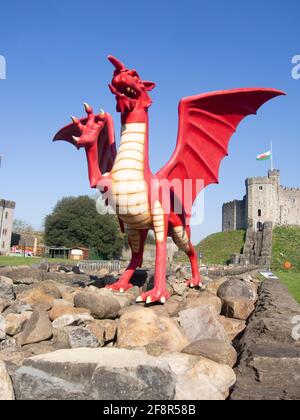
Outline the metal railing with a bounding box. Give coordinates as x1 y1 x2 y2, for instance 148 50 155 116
78 260 121 273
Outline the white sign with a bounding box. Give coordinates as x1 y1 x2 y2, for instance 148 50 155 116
259 271 279 280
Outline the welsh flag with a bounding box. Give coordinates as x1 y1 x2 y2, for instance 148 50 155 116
257 150 271 161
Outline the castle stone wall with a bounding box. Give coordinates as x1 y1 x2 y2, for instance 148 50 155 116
278 187 300 226
0 199 16 255
222 198 247 231
223 169 300 232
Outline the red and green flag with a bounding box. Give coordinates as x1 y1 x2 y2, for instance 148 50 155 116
256 150 271 161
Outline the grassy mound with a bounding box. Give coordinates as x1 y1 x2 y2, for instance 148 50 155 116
196 230 246 265
272 226 300 272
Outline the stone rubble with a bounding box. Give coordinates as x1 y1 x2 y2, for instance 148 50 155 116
0 264 281 400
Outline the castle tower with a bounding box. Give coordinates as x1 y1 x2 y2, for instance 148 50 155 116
0 199 16 255
246 170 280 231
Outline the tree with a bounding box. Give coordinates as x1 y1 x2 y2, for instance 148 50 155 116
44 196 125 260
12 219 45 247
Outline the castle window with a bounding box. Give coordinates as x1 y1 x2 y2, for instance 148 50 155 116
257 222 263 232
259 186 263 190
258 209 262 217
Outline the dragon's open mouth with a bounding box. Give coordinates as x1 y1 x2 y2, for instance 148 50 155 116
109 83 140 100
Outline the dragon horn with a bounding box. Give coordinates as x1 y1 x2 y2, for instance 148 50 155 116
108 55 125 71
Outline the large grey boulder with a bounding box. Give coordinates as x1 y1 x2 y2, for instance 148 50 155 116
117 307 189 353
16 310 53 346
74 292 121 319
67 327 99 349
179 305 229 343
12 348 176 400
160 352 236 400
217 279 254 301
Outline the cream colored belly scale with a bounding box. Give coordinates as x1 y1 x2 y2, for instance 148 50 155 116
111 123 152 230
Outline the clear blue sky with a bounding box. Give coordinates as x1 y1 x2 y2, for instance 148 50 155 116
0 0 299 243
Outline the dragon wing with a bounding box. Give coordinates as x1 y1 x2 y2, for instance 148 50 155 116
53 113 117 175
156 88 285 222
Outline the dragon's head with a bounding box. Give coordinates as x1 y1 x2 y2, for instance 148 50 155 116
108 55 156 115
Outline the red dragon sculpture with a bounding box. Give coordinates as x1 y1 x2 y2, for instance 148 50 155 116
54 56 284 304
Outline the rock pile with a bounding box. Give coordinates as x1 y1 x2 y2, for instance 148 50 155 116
0 265 260 400
231 278 300 400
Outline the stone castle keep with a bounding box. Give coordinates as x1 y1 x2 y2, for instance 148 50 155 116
223 170 300 233
222 170 300 266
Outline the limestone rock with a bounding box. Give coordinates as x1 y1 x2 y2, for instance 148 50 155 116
160 352 236 400
217 278 253 301
0 361 15 400
2 268 40 285
0 276 15 300
52 313 93 330
4 312 32 336
48 306 91 321
12 348 176 400
0 297 11 314
67 327 99 349
16 310 53 346
205 277 228 295
85 319 117 343
164 296 184 317
52 299 74 309
18 289 54 311
182 339 237 367
179 304 229 343
117 307 189 353
2 300 32 317
167 276 187 296
218 316 246 341
74 291 121 319
222 297 255 320
183 291 222 315
38 281 62 299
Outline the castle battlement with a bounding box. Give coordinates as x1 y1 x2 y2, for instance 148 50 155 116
280 186 300 193
223 199 244 207
223 170 300 232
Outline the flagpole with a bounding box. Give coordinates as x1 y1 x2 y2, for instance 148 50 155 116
270 141 274 171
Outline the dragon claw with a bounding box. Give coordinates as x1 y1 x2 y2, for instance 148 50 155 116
71 115 79 125
105 280 133 293
137 288 170 305
72 136 80 142
185 278 203 289
84 102 93 114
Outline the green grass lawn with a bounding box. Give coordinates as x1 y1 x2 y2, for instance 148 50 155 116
0 256 75 267
272 226 300 272
196 230 246 265
277 271 300 304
